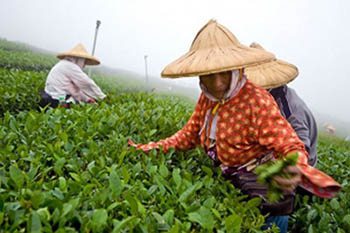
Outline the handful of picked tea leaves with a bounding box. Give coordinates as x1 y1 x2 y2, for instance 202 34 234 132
254 153 299 202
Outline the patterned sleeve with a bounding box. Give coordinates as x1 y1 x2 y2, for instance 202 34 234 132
253 92 341 198
132 95 204 152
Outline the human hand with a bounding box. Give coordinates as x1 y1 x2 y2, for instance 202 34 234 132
273 165 301 193
128 139 152 153
255 152 299 202
128 139 139 148
87 98 97 104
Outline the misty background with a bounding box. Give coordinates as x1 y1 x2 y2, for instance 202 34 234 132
1 0 349 134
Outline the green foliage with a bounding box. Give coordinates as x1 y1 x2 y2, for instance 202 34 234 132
0 49 58 71
0 68 46 115
0 39 58 71
255 153 298 202
289 135 350 233
0 38 35 52
0 95 265 232
1 38 350 232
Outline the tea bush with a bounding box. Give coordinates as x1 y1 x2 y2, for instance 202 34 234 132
0 95 269 232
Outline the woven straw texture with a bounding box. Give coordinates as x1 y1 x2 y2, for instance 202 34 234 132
57 44 100 66
161 19 275 78
246 42 298 89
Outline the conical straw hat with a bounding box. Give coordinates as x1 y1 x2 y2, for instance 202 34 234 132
161 19 275 78
245 42 298 89
57 43 100 66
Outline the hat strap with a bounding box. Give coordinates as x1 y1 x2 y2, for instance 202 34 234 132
239 68 244 80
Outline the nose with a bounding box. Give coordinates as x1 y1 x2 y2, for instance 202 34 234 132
214 77 222 85
213 75 225 87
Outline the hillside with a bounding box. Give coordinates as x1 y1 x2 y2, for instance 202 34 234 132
0 37 199 102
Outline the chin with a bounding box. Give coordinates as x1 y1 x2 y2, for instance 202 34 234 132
213 94 224 99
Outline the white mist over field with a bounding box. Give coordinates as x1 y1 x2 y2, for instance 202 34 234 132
1 0 349 132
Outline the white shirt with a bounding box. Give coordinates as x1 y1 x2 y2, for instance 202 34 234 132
45 60 106 102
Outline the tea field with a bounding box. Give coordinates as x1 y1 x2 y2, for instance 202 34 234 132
0 39 349 232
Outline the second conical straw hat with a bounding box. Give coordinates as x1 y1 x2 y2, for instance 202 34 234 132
57 43 100 66
245 42 298 89
161 19 275 78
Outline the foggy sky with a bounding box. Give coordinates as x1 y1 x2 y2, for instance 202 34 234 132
1 0 349 124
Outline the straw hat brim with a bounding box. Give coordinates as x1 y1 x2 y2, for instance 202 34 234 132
245 59 298 89
161 20 275 78
161 47 275 78
57 53 100 66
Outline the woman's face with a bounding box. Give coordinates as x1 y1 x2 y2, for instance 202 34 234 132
76 58 86 69
200 71 232 99
65 56 86 69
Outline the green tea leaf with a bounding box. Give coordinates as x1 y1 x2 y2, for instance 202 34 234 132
308 224 315 233
92 209 108 229
58 177 67 192
51 188 64 200
254 152 299 202
343 214 350 226
112 216 140 233
30 211 42 233
109 170 122 198
163 209 174 225
9 165 24 189
225 212 242 233
152 212 165 224
0 212 4 225
36 207 51 222
61 203 73 217
159 164 169 178
188 206 214 230
125 195 138 215
172 168 182 187
31 191 44 209
330 199 340 210
69 173 81 182
179 182 202 203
